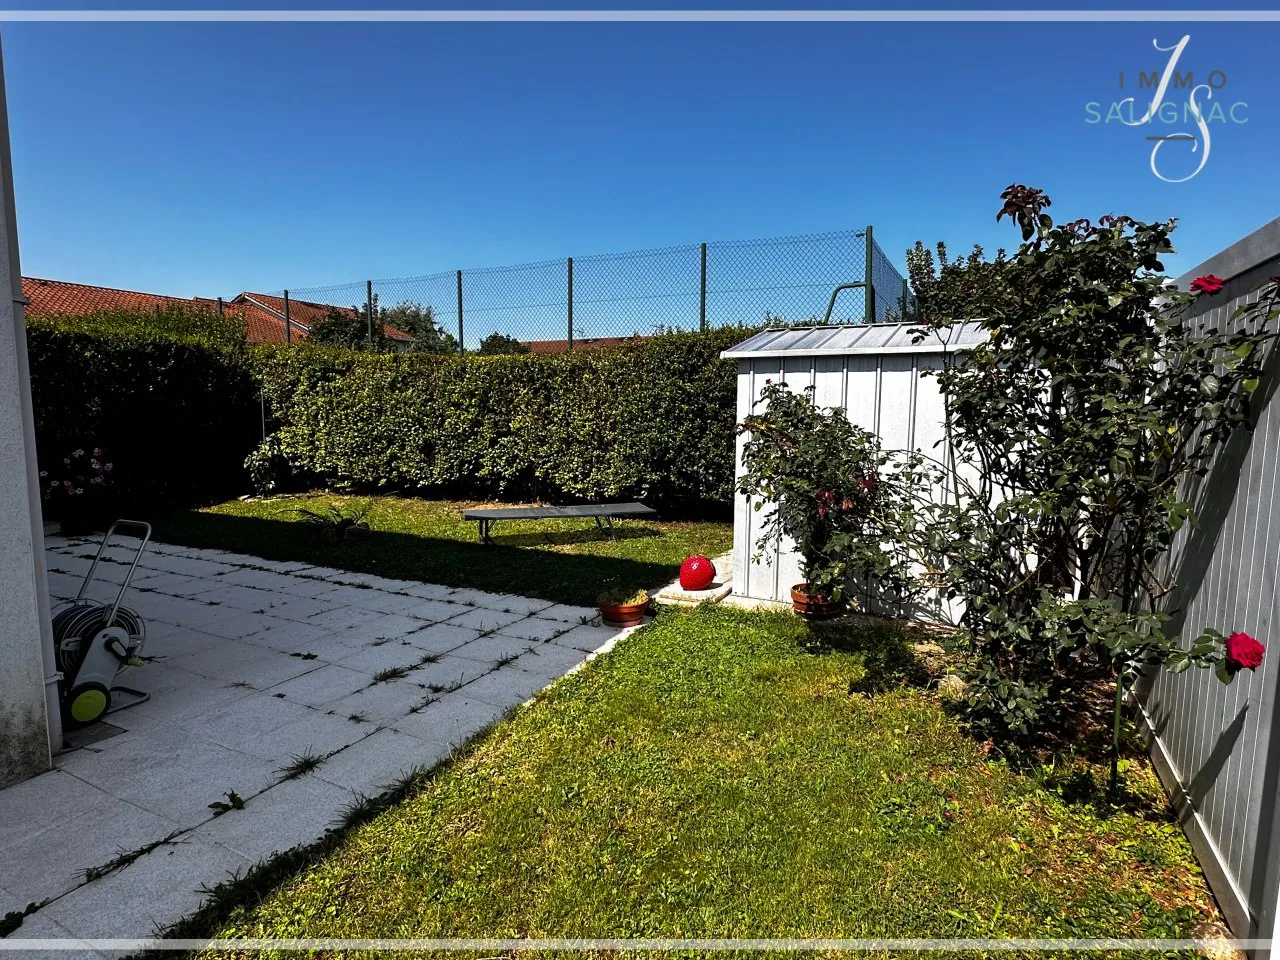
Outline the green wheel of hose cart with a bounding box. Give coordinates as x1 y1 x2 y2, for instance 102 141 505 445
66 683 110 726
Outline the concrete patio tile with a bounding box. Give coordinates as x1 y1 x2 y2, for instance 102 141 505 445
495 616 573 643
311 583 388 607
443 607 527 633
180 695 321 754
132 621 226 661
512 642 590 678
129 571 203 594
392 695 510 748
247 630 362 665
57 724 279 826
306 603 388 632
458 665 554 707
441 587 513 609
189 775 355 863
334 642 432 677
324 612 430 644
206 567 300 591
324 677 437 725
124 665 257 725
398 621 482 655
0 770 121 851
549 622 625 652
399 581 457 601
264 663 370 707
313 728 453 795
223 556 315 574
36 834 250 942
533 602 601 625
413 655 495 693
236 616 338 652
167 606 280 641
0 793 181 907
450 633 538 665
347 590 436 617
398 597 466 623
132 555 238 578
184 583 282 613
236 710 373 767
265 594 336 622
263 575 340 598
3 911 110 960
168 639 322 687
478 593 557 617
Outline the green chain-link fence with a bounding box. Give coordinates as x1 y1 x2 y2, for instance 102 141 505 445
272 227 915 353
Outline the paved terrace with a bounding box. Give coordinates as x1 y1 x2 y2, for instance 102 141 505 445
2 534 633 951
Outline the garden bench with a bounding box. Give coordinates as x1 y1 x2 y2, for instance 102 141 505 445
462 502 657 544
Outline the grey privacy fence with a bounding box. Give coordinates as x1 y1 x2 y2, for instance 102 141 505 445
1137 216 1280 943
273 227 915 352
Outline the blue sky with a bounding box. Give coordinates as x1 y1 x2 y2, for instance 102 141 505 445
3 8 1278 317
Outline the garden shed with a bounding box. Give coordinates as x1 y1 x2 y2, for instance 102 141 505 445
723 320 985 610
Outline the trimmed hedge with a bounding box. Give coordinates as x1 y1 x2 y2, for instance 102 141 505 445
254 328 749 511
27 317 753 514
26 321 261 508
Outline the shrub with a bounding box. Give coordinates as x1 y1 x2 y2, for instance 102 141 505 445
909 185 1278 786
26 320 261 508
475 332 529 355
250 327 750 510
737 381 934 607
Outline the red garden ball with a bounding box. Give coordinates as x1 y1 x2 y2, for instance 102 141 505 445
679 555 716 591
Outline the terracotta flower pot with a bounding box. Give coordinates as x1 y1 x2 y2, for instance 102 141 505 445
791 584 844 620
599 598 649 627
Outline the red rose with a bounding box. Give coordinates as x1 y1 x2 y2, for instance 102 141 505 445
1225 631 1265 671
1190 275 1225 295
858 475 877 492
841 498 855 511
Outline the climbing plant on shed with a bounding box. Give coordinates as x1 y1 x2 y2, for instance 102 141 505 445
914 185 1278 789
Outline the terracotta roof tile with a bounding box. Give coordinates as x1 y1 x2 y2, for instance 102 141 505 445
22 277 414 347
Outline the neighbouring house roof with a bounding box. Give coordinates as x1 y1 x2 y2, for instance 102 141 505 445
720 321 988 359
23 276 198 317
228 292 412 345
521 336 642 354
21 277 413 346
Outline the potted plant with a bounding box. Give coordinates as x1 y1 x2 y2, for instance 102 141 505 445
41 447 117 536
737 381 923 620
598 584 650 627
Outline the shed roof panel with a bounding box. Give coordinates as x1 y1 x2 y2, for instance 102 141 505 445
721 321 986 359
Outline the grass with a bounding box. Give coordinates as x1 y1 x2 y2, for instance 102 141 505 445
186 606 1215 954
151 494 732 607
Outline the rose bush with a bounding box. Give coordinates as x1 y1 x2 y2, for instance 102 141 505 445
906 186 1279 789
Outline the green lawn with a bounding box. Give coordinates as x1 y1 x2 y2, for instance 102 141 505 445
189 606 1215 954
151 494 733 607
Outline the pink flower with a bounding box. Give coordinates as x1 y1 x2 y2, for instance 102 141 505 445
93 448 103 457
103 463 113 472
1190 275 1225 296
1225 632 1265 671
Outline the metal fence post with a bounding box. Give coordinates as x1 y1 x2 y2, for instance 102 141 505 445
216 296 223 317
901 277 910 322
283 289 291 344
699 242 707 331
456 269 464 354
863 225 877 323
366 280 374 347
567 257 574 352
